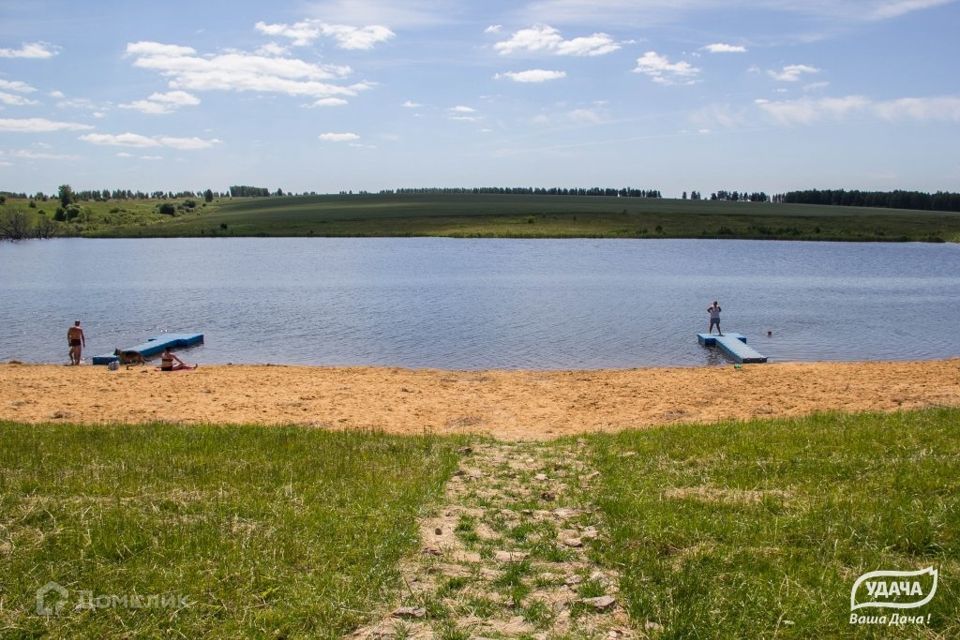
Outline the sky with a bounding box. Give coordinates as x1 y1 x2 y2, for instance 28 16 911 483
0 0 958 196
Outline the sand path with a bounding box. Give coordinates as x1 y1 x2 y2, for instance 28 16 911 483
1 360 958 440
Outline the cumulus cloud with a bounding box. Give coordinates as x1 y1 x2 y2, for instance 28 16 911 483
450 105 476 113
0 79 36 93
495 69 567 83
79 132 221 149
307 97 349 107
494 25 620 56
484 24 503 33
0 41 59 58
124 41 366 102
254 20 395 50
703 42 747 53
768 64 819 82
255 42 290 56
0 117 93 132
119 90 200 115
318 132 360 141
0 92 39 106
402 100 422 108
633 51 700 85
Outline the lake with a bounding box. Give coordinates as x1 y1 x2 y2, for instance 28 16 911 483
1 238 958 368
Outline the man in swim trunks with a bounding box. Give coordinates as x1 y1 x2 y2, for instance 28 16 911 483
707 301 722 336
67 320 85 365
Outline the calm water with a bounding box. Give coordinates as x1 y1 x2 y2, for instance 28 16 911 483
1 238 958 368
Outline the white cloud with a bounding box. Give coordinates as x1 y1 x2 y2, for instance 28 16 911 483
0 79 36 93
116 152 134 158
0 42 59 59
768 64 819 82
484 24 503 33
79 132 221 149
255 42 290 56
567 108 604 123
318 132 360 141
0 92 39 106
140 155 164 160
120 90 201 115
126 41 197 57
254 20 395 50
402 100 422 108
48 90 65 98
495 69 567 83
0 117 93 133
873 96 960 122
125 41 365 101
703 42 747 53
755 95 870 124
307 97 349 107
494 25 620 57
868 0 953 19
803 81 830 92
450 105 476 113
1 149 79 161
633 51 701 85
303 0 455 28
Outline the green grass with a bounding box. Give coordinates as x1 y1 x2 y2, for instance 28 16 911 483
587 408 960 638
5 193 958 241
2 409 958 638
0 422 460 639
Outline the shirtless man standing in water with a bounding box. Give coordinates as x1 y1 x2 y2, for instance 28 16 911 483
67 320 85 365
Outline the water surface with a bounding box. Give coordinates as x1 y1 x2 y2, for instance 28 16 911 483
1 238 958 368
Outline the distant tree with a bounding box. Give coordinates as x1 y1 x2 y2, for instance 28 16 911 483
203 188 214 203
57 184 74 209
0 209 31 240
158 203 176 215
682 191 687 200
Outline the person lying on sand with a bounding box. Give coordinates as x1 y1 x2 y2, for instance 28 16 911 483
160 347 197 372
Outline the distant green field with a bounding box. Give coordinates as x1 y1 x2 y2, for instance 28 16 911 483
3 193 959 241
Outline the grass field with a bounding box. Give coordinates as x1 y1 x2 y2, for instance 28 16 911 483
4 193 959 241
1 409 957 638
589 408 960 638
0 423 460 638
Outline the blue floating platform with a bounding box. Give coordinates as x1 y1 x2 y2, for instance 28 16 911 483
697 332 767 364
92 333 204 365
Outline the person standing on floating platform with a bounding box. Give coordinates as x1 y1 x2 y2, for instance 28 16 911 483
67 320 85 365
707 301 722 336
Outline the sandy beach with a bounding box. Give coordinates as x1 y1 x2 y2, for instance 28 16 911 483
1 359 957 439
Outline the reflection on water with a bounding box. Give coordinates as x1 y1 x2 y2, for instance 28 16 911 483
1 238 958 368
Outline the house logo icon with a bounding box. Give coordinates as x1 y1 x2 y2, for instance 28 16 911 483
36 582 69 616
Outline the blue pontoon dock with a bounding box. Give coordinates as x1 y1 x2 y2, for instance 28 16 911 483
92 333 204 365
697 332 767 364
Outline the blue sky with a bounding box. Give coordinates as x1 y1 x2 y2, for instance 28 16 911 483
0 0 958 196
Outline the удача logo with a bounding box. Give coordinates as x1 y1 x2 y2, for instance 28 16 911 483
850 567 938 626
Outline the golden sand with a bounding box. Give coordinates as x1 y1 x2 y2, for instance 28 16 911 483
1 360 958 440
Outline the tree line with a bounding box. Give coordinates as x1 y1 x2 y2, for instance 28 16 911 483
773 189 960 212
383 187 664 198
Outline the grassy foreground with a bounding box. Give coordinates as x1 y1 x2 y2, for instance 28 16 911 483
0 423 460 638
589 408 960 638
1 409 957 638
5 193 959 241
